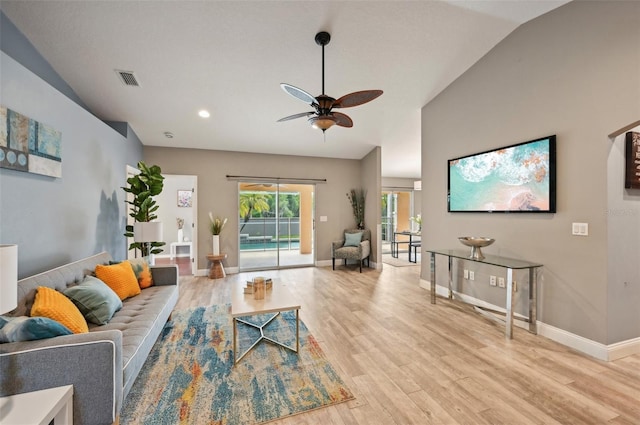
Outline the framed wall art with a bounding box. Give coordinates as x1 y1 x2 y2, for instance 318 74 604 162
448 135 556 213
625 131 640 189
177 190 193 207
0 106 62 178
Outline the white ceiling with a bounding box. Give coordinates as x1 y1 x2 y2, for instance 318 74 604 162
1 0 569 178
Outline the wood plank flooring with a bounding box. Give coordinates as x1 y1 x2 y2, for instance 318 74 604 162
174 265 640 424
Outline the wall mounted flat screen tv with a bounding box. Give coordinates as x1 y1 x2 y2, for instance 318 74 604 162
448 135 556 213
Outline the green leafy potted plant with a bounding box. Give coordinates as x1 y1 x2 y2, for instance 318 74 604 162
122 161 165 257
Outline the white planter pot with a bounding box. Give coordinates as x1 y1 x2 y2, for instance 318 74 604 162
177 229 184 242
212 235 220 255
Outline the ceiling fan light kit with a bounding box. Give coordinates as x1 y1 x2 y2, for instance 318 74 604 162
278 31 383 133
309 115 337 131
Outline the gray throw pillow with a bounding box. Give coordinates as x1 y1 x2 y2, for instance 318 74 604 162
344 232 363 247
64 275 123 325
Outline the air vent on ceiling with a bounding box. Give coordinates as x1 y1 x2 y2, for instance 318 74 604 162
115 69 140 87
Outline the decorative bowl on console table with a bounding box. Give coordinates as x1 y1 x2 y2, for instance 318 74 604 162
458 237 495 260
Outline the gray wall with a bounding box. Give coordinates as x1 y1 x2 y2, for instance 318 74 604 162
607 125 640 344
143 146 380 270
421 0 640 344
0 52 143 278
362 146 382 265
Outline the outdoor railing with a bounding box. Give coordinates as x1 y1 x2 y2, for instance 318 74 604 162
239 217 301 251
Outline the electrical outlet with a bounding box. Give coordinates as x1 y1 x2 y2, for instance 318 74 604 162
498 277 505 288
463 269 469 279
490 275 497 286
469 271 475 281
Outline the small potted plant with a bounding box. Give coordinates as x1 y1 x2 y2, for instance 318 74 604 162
209 212 227 255
411 214 422 233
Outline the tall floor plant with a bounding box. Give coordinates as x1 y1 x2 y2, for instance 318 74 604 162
122 161 165 256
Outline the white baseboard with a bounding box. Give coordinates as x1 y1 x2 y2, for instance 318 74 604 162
419 278 640 361
607 337 640 361
535 322 608 361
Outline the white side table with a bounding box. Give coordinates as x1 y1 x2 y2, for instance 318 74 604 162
170 241 192 260
0 385 73 425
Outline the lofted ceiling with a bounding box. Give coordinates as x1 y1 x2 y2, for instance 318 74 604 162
0 0 569 178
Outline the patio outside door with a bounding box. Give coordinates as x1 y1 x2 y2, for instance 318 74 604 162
238 182 314 271
381 190 414 254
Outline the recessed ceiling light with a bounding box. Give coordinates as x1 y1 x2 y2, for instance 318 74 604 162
198 110 210 118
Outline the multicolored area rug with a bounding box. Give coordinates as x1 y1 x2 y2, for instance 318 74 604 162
120 305 354 424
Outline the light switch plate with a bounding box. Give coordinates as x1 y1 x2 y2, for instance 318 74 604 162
572 222 589 236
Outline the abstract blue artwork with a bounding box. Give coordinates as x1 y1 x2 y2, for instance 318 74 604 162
0 106 62 178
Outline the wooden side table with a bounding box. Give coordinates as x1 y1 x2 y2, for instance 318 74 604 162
207 253 227 279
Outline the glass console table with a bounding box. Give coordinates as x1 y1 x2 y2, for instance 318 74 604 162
426 249 543 339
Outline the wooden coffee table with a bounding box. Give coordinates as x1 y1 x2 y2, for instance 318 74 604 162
231 280 300 364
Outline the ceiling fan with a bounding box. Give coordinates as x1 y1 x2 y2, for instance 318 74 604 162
278 31 383 133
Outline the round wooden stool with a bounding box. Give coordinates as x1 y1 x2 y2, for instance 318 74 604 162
207 253 227 279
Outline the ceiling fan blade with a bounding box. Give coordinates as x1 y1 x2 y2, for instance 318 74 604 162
333 90 383 108
277 111 315 122
333 112 353 128
280 83 318 106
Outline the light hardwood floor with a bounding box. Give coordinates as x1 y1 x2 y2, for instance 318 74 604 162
175 264 640 425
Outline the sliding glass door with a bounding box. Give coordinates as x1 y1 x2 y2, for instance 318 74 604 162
381 189 415 254
238 182 314 271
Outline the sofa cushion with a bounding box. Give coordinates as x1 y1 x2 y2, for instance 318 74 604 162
344 231 363 247
94 284 179 397
95 261 141 300
64 275 123 325
0 315 72 343
31 286 89 334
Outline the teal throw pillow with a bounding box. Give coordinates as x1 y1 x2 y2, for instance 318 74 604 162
64 275 123 325
0 315 72 343
344 232 363 247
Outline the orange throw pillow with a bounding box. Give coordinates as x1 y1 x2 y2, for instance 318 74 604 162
31 286 89 334
95 261 141 300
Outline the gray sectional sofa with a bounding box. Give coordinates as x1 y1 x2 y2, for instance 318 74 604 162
0 252 179 424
